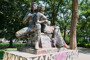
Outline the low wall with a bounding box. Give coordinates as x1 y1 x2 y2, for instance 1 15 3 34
3 50 78 60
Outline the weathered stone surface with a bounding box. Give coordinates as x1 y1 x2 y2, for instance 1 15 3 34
40 33 52 48
3 50 78 60
18 47 58 54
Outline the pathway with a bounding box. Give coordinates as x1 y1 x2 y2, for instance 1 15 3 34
78 47 90 60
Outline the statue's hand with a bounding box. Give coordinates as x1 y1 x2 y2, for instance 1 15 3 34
44 20 48 23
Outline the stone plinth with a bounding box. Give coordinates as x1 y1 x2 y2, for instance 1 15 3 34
18 47 58 54
3 50 78 60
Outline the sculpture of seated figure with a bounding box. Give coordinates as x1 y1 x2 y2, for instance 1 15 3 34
16 2 69 49
35 4 51 49
37 4 53 33
37 4 69 48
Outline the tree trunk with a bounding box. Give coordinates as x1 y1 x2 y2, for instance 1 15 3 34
51 4 57 26
52 12 56 25
64 26 66 40
9 38 13 48
70 0 78 50
64 18 67 40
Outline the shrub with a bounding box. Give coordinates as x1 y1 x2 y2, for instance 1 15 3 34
0 43 26 49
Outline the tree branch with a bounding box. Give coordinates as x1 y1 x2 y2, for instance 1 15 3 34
56 0 62 13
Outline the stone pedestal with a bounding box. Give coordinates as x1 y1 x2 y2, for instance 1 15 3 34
3 50 78 60
18 47 58 54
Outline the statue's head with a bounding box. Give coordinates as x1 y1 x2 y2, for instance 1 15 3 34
31 2 38 11
38 4 45 11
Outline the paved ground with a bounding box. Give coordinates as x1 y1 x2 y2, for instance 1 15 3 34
78 47 90 60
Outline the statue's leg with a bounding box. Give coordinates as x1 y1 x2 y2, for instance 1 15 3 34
54 26 69 48
53 26 60 47
25 35 33 47
16 27 29 38
35 23 41 49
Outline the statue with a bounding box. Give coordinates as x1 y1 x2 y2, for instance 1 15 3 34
16 2 69 50
16 2 38 38
16 2 39 49
3 3 78 60
16 3 50 49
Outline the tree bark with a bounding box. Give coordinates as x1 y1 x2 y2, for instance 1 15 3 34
51 0 62 25
64 26 66 40
64 16 67 40
9 37 13 48
70 0 79 50
52 12 56 25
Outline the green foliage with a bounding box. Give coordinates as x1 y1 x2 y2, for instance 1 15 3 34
0 51 3 59
0 43 26 49
0 43 9 49
77 43 90 48
0 0 29 39
77 0 90 45
13 43 26 47
44 0 63 25
0 0 90 48
65 36 70 44
0 0 38 38
0 43 25 59
0 43 24 59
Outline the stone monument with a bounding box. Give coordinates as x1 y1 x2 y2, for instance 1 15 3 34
3 2 78 60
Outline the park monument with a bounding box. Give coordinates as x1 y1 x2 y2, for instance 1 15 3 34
3 2 78 60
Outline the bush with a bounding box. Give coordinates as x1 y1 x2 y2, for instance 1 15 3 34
0 43 9 49
77 43 90 48
65 36 70 45
13 43 26 47
0 43 26 49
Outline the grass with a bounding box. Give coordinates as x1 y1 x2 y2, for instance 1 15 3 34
0 48 17 59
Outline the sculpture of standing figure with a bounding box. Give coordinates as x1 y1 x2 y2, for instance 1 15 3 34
16 2 38 38
16 2 39 49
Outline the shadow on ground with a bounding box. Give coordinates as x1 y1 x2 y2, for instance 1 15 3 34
78 47 90 55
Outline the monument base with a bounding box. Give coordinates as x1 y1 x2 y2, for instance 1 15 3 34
3 50 78 60
17 47 58 54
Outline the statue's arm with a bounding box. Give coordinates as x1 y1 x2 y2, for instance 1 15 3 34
41 14 47 20
37 13 48 24
37 20 48 24
23 14 32 24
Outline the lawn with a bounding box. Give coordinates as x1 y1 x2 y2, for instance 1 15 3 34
0 48 17 59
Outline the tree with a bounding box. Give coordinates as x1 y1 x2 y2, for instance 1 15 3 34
44 0 63 25
77 11 90 43
70 0 79 49
0 0 34 47
59 0 72 41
